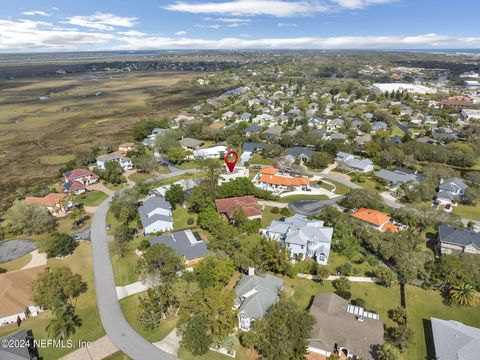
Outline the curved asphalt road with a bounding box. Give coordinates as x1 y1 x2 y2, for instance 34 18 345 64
91 169 201 360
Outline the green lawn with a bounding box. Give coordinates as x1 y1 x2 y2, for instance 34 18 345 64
250 154 273 166
325 251 376 277
261 206 290 227
353 176 381 192
0 241 105 360
76 190 108 207
0 253 32 271
56 215 92 235
176 160 211 170
173 206 198 230
405 285 480 360
279 194 329 203
318 179 351 195
119 292 178 342
106 182 128 191
128 172 157 184
453 203 480 220
39 154 76 165
110 237 144 286
148 172 206 190
104 352 132 360
283 277 400 328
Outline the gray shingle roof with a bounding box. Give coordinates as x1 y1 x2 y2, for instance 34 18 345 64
438 224 480 249
243 124 262 134
149 230 208 261
288 147 313 160
0 330 35 360
242 142 265 152
308 293 384 360
141 196 171 214
180 137 203 148
431 317 480 360
235 274 283 320
375 169 419 185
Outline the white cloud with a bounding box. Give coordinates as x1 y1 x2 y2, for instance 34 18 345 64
208 24 222 29
175 30 187 36
65 12 138 31
0 19 113 51
164 0 329 17
21 11 50 17
278 22 298 27
118 30 147 37
332 0 395 10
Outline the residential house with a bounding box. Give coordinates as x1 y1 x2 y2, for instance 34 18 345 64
222 110 236 121
252 113 274 125
209 121 225 130
327 118 344 131
0 266 44 327
437 224 480 255
351 208 399 233
253 167 310 195
437 178 469 205
308 117 326 128
193 145 226 160
240 112 252 121
288 147 314 162
149 230 208 264
371 121 388 132
24 193 70 217
0 330 38 359
307 292 384 359
262 125 283 139
416 136 439 145
431 317 480 360
63 169 99 195
355 134 371 146
234 270 283 331
118 142 135 152
218 166 250 185
179 137 204 150
150 179 197 197
461 109 480 122
243 124 262 136
336 152 373 173
139 196 173 235
215 195 262 221
375 168 421 188
241 142 264 164
96 151 133 172
329 133 348 142
143 128 169 148
440 96 473 109
262 214 333 264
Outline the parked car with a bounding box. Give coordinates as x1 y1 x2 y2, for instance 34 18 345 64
106 224 111 230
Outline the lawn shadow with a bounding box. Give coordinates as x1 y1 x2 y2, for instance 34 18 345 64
423 318 436 360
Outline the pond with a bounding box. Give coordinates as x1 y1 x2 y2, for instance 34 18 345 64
0 239 37 263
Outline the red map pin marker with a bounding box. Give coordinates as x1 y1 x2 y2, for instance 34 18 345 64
224 150 238 173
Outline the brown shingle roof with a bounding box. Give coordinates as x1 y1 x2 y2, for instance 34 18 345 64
215 196 262 219
0 266 44 318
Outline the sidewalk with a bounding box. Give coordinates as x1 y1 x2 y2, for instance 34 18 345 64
116 281 149 300
59 336 118 360
153 329 180 355
21 250 47 270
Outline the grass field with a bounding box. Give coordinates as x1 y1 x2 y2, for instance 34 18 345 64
325 251 376 277
0 70 220 211
318 179 351 195
0 253 32 271
39 154 76 165
405 285 480 360
250 154 273 165
173 206 198 229
119 292 178 342
279 194 329 203
0 241 105 360
453 203 480 220
76 190 108 207
104 352 132 360
261 206 290 227
56 215 92 234
110 237 144 286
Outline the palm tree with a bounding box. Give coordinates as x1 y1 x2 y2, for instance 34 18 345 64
46 306 82 340
449 283 479 306
69 206 86 228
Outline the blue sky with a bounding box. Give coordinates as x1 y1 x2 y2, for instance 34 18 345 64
1 0 479 52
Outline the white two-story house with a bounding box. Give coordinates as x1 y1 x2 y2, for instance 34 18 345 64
96 151 133 172
262 214 333 264
436 178 469 205
139 196 174 235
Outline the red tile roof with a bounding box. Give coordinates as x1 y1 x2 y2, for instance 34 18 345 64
24 193 66 207
260 167 279 175
259 174 310 187
215 196 262 219
351 208 399 232
64 168 98 181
